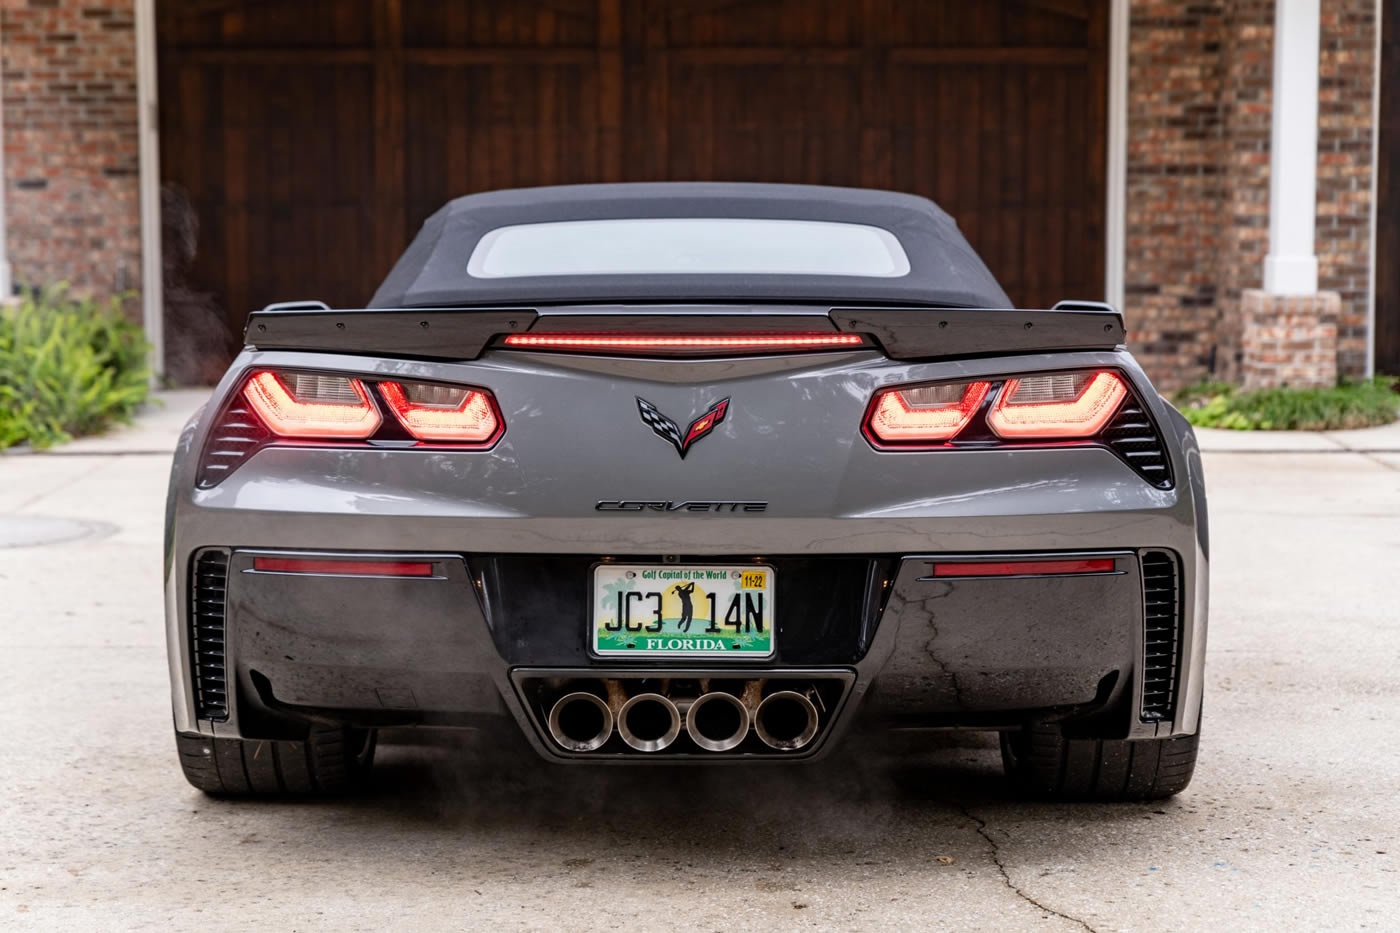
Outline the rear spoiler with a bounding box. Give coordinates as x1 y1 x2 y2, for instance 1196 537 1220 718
243 300 1125 361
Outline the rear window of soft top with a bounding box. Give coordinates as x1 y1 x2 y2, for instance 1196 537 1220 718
466 217 911 279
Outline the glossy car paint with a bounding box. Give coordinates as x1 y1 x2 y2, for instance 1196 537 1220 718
164 335 1208 760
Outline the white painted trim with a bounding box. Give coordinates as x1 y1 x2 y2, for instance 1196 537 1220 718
1366 0 1382 378
1264 0 1323 294
135 0 164 383
1105 0 1129 311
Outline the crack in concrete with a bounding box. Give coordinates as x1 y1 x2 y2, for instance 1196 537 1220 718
1359 452 1398 472
959 806 1099 933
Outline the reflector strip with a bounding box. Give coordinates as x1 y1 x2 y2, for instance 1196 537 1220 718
252 557 435 577
503 333 865 351
930 559 1116 577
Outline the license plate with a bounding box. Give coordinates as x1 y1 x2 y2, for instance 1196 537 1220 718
592 564 776 658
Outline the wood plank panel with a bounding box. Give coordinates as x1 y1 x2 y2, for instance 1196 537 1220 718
158 0 1110 337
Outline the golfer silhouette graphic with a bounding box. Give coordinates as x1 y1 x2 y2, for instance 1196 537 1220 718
674 582 697 632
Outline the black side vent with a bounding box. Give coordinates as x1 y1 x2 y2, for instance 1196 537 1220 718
1140 550 1181 723
191 550 231 721
197 397 271 488
1103 400 1173 488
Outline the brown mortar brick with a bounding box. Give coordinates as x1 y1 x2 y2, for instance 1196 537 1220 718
1 0 139 299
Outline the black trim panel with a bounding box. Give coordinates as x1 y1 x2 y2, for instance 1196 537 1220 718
245 307 538 359
830 306 1125 359
243 304 1124 361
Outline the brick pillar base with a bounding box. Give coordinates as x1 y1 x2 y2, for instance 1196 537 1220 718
1240 290 1339 390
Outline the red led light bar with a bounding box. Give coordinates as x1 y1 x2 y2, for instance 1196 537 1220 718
252 557 435 577
502 333 866 352
929 558 1116 577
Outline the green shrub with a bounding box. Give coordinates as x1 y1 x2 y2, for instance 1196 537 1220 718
1173 376 1399 431
0 285 151 450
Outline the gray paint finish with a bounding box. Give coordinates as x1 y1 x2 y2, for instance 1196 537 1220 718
164 340 1207 751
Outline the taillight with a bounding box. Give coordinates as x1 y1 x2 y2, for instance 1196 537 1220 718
865 381 991 445
986 371 1127 439
242 371 381 439
202 370 505 487
378 380 501 444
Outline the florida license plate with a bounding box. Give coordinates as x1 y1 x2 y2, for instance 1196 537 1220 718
592 564 776 658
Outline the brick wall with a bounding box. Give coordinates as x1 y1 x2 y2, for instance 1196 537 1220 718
1 0 140 300
1316 0 1377 377
1123 1 1226 389
1215 0 1275 383
1124 0 1376 391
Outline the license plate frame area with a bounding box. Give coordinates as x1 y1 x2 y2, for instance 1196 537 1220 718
590 563 776 658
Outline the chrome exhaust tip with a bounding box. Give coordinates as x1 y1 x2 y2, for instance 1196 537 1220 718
685 691 751 752
753 690 820 751
547 691 614 752
617 693 682 752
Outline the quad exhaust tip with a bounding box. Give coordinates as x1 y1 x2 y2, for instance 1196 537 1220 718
617 693 682 752
753 690 820 751
547 692 614 752
685 691 751 753
543 679 825 754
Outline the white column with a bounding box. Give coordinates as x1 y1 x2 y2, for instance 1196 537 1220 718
135 0 164 381
1104 0 1129 310
1263 0 1322 294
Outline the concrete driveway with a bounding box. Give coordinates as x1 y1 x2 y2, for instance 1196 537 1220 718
2 394 1397 931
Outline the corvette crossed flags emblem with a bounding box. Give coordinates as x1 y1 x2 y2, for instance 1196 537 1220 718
636 397 730 459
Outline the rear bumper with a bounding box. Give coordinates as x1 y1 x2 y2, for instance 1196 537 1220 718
164 347 1209 760
169 540 1204 761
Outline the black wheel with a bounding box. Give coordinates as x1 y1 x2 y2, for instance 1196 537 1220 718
175 724 377 796
1000 722 1199 801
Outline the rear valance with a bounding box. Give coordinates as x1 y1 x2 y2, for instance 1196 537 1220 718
243 303 1125 361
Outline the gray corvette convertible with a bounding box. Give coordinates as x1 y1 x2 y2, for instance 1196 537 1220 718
166 183 1206 800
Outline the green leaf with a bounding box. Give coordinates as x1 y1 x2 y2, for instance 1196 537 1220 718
0 284 151 449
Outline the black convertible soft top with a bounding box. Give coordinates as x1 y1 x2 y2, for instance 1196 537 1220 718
370 182 1013 309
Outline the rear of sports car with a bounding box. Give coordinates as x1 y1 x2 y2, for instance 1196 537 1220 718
165 185 1207 801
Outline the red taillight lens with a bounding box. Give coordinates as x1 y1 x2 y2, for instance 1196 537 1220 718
502 333 866 353
253 557 434 577
865 381 992 445
243 371 381 439
987 371 1127 439
930 558 1116 577
378 380 501 444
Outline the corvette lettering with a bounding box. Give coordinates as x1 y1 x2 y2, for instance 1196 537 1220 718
596 500 768 513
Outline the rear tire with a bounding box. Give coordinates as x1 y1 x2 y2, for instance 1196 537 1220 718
175 725 377 796
1000 722 1199 801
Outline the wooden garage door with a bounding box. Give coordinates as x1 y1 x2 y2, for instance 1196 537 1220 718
158 0 1108 335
